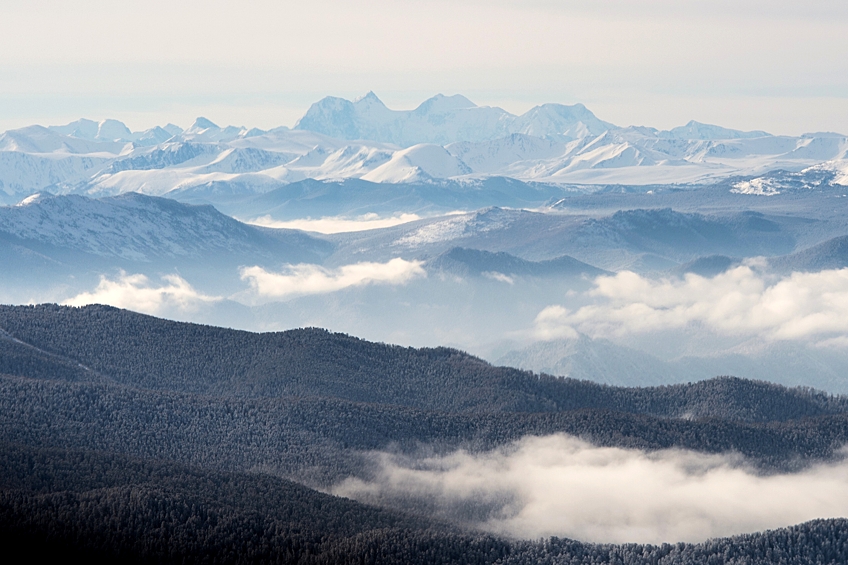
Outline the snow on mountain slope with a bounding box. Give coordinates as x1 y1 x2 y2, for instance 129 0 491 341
1 94 847 197
181 117 248 143
227 127 358 155
362 144 471 182
0 125 129 155
664 121 771 140
0 192 330 262
47 118 180 146
295 92 619 147
731 160 848 196
310 145 395 179
508 103 615 139
192 147 295 174
0 152 113 198
84 168 219 197
550 137 656 174
296 92 513 147
446 134 568 174
133 126 176 147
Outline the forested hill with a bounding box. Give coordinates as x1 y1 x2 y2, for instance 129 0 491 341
5 304 848 563
1 303 846 422
6 441 848 565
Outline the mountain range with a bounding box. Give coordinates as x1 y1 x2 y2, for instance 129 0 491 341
5 91 848 562
1 93 846 205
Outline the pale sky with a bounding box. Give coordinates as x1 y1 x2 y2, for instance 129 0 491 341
1 0 846 135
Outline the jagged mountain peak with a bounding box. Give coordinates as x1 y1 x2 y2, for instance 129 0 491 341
48 118 100 140
354 91 386 106
189 117 220 131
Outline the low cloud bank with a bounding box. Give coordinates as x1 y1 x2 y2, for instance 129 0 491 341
62 272 220 315
240 258 426 299
334 434 848 545
246 213 420 234
534 266 848 344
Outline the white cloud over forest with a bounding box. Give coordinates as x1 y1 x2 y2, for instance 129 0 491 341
534 266 848 344
334 434 848 544
62 272 220 315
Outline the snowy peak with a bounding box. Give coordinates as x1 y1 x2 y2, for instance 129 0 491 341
295 96 361 141
187 117 220 132
96 119 134 142
48 119 99 140
664 120 771 140
0 125 128 155
48 118 135 142
295 92 513 146
414 93 477 113
363 144 471 183
354 91 388 108
182 118 248 142
510 103 614 139
294 92 618 147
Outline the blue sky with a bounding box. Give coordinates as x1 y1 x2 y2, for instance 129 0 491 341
1 0 846 134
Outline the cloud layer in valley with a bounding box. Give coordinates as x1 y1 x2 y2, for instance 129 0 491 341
246 213 421 234
334 434 848 544
534 266 848 345
239 258 426 300
62 272 220 315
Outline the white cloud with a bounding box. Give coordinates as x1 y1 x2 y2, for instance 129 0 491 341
62 272 219 315
245 213 420 234
334 434 848 545
534 266 848 344
239 258 426 299
483 271 515 285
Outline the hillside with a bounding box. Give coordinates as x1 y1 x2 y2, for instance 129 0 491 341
2 304 847 422
4 305 848 562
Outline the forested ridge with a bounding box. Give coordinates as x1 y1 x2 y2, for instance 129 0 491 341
1 304 845 422
3 442 848 565
2 304 848 563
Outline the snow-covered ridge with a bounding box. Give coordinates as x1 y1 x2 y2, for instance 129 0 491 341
0 192 324 262
1 93 846 200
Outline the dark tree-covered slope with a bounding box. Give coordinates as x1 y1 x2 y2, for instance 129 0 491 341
4 304 848 563
0 442 509 565
3 441 848 565
3 373 848 482
1 304 846 422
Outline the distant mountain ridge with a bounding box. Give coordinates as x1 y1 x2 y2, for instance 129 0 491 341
294 92 615 146
0 93 846 196
427 247 608 279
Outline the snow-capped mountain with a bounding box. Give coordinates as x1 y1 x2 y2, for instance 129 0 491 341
295 92 616 147
1 93 847 205
0 192 330 263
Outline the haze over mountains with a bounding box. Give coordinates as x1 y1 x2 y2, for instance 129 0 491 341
5 92 848 562
3 93 848 397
